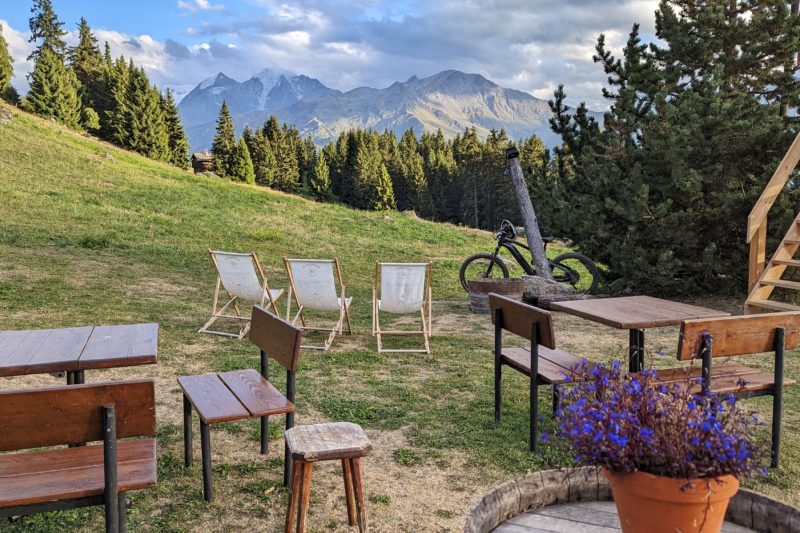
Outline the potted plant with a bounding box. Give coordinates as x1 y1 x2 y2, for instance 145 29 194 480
556 361 766 533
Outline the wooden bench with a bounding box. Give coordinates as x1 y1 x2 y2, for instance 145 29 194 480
0 379 157 532
489 293 593 451
654 312 799 467
180 304 302 501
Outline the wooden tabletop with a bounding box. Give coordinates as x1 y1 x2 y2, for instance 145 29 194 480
0 323 158 377
549 296 730 330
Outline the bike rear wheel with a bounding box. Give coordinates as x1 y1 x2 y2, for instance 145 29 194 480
550 252 600 294
459 253 510 292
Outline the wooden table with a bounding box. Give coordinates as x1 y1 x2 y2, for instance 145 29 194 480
0 323 158 383
550 296 730 371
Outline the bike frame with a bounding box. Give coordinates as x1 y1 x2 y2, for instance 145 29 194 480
490 238 538 275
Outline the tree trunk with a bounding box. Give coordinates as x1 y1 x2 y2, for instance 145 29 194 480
506 148 553 279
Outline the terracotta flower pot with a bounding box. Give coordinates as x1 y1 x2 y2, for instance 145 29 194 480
603 469 739 533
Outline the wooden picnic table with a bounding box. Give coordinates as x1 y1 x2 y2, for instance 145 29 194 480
549 296 730 371
0 323 158 383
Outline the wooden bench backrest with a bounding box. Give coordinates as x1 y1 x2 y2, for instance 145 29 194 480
249 304 303 372
489 293 556 349
0 379 155 452
677 312 800 360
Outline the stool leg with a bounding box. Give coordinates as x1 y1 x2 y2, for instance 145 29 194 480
342 459 357 526
200 420 213 502
261 415 269 454
351 458 367 532
285 461 303 533
183 395 192 467
297 462 314 533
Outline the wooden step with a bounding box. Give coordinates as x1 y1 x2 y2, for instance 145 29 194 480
746 299 800 312
782 239 800 245
760 279 800 290
773 259 800 267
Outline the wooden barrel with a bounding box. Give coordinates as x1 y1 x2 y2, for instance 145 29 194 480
467 278 524 314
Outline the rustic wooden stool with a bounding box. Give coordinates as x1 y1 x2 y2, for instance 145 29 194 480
284 422 372 533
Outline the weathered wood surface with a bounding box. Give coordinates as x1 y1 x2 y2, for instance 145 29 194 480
469 279 523 314
285 422 372 462
178 374 250 424
550 296 730 330
489 293 556 349
506 148 552 279
79 323 158 369
492 501 754 532
0 323 158 377
0 439 156 507
677 312 800 360
0 326 93 377
501 346 589 384
218 369 294 417
249 304 302 371
0 379 156 451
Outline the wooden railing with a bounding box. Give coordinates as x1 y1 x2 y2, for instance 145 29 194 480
747 132 800 291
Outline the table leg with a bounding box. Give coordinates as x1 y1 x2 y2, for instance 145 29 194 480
628 329 645 372
183 395 192 468
200 420 213 502
75 370 85 384
260 416 268 454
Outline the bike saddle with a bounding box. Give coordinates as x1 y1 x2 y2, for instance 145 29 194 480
542 236 555 243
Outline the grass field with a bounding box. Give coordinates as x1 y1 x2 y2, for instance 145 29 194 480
0 104 797 532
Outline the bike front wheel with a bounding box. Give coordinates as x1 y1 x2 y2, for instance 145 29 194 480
459 253 510 292
550 252 600 294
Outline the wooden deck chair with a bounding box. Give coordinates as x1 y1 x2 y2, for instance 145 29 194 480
372 262 432 353
284 258 353 351
199 250 284 339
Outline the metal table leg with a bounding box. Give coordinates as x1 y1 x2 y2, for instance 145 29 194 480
183 395 193 467
628 329 645 372
200 421 213 501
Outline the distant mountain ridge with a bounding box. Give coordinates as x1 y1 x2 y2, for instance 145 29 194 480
178 68 598 151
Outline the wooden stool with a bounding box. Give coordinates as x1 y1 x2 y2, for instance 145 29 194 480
284 422 372 533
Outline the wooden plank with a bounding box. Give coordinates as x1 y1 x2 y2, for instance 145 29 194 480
489 293 556 349
0 326 93 377
655 364 760 384
746 299 800 312
550 296 729 330
0 379 156 452
0 439 156 507
79 323 158 370
249 305 302 372
178 374 249 424
760 279 800 290
771 258 800 267
748 222 767 292
677 312 800 360
501 347 590 384
285 422 372 462
218 369 294 417
747 130 800 242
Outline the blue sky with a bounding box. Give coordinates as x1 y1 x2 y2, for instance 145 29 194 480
1 0 659 108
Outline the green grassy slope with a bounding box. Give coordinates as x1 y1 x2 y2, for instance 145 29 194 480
0 104 797 532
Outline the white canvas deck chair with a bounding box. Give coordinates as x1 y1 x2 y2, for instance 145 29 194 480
372 262 432 354
199 250 284 339
284 258 353 351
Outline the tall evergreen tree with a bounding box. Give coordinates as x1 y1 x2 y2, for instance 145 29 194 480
309 152 332 199
24 47 82 129
28 0 67 62
245 126 277 186
421 130 457 221
396 128 434 217
106 55 131 145
211 100 236 177
162 89 189 168
123 66 169 160
0 24 16 103
231 136 256 184
353 132 396 210
453 127 484 228
68 18 104 115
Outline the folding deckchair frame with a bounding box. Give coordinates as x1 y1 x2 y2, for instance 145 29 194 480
199 250 284 339
284 257 353 351
372 262 433 354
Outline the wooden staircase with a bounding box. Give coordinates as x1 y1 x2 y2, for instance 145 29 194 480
745 132 800 313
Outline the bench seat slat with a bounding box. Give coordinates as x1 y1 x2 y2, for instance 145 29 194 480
501 346 589 384
178 374 249 423
218 369 294 417
654 364 797 394
0 439 156 508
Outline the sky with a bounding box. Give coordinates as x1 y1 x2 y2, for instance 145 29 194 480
0 0 659 108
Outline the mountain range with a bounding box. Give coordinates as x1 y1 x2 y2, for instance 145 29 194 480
178 68 598 152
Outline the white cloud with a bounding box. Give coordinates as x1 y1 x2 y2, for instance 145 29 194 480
178 0 225 13
0 19 33 93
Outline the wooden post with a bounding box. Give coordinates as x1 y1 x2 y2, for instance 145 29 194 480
748 221 767 292
506 147 552 279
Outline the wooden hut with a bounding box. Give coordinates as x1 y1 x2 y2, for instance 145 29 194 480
191 150 213 173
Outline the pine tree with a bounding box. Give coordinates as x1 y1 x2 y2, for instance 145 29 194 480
309 152 331 199
162 89 189 168
263 118 301 191
353 132 396 210
24 47 82 129
0 24 14 103
106 55 131 145
453 127 484 228
396 128 434 217
231 137 256 184
247 127 277 186
28 0 67 62
421 130 457 221
68 17 104 117
211 101 236 177
123 67 169 160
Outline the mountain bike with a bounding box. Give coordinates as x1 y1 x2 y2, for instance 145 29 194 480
459 220 600 293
